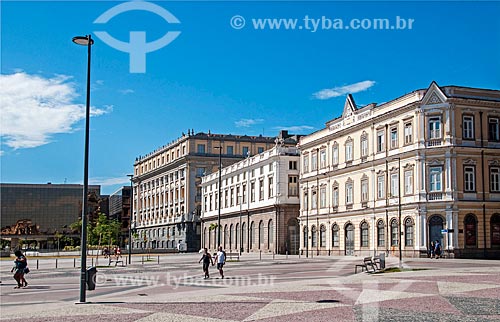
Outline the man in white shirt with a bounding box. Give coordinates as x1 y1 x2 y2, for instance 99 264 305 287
214 246 226 279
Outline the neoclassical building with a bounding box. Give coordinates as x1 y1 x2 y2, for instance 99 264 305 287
298 82 500 259
201 132 301 254
132 131 278 252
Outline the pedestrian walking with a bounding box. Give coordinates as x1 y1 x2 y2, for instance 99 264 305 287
11 250 28 289
214 246 226 279
198 248 213 279
434 240 442 259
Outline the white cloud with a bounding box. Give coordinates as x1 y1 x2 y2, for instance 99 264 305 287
89 176 131 187
119 89 135 94
273 125 314 133
313 80 376 100
235 118 264 128
0 72 108 149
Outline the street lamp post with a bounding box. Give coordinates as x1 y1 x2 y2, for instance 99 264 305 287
214 145 222 247
73 34 94 303
127 174 134 264
238 195 243 255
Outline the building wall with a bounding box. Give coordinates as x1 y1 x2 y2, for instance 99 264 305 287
131 131 280 252
298 83 500 259
201 145 301 254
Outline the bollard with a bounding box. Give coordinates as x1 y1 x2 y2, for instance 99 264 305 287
259 250 262 261
56 258 58 269
157 255 160 265
142 256 144 265
273 252 275 260
299 251 301 259
37 259 39 270
92 257 94 266
286 250 288 260
74 258 76 268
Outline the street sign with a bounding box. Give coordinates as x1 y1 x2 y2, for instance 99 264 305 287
441 229 448 234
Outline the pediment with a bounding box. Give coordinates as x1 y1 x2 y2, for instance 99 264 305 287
422 81 447 106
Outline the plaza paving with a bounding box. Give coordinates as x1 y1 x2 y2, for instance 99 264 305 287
1 253 499 321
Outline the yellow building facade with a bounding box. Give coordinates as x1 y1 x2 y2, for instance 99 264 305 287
298 82 500 259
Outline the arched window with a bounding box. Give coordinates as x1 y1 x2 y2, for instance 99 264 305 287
391 219 399 246
224 224 228 249
320 225 326 247
229 224 234 250
303 226 308 248
360 221 369 247
311 225 317 247
492 214 500 247
268 219 274 249
332 224 339 247
250 222 255 249
464 214 477 247
404 217 414 247
235 223 239 250
377 220 385 247
242 222 247 250
258 220 264 249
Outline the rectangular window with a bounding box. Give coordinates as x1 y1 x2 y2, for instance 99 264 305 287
332 228 339 247
227 146 234 155
361 179 369 202
345 142 353 161
464 166 476 192
236 186 240 205
260 166 264 175
320 187 326 208
224 190 229 208
259 179 264 200
311 190 317 209
289 161 297 170
429 117 441 139
346 182 353 204
390 173 399 197
242 146 249 156
404 122 413 145
303 192 308 209
320 149 327 168
258 147 264 154
377 130 385 152
361 137 368 157
332 187 339 207
390 127 398 149
404 170 413 195
491 167 500 192
242 184 247 203
196 167 205 177
489 117 500 141
311 151 318 171
332 145 339 165
251 182 255 202
268 177 274 198
303 155 309 173
463 115 474 140
429 167 442 192
288 176 298 196
230 188 235 206
377 175 385 199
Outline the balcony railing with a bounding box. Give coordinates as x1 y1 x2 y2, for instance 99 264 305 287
428 192 443 200
427 139 442 147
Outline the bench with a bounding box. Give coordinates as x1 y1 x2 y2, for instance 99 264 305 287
354 256 378 274
226 252 240 261
109 257 124 267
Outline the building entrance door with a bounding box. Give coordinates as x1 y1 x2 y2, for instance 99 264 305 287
287 218 299 255
345 224 354 255
429 215 444 247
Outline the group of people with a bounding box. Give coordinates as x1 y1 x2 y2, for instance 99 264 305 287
429 240 442 259
102 246 121 258
199 246 226 279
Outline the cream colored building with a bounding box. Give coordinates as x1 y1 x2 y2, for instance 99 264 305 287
298 82 500 259
132 130 277 252
201 132 301 254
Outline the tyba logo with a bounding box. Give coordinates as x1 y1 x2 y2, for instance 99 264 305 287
93 1 181 73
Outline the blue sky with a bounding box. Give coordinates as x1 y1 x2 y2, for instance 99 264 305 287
1 0 499 195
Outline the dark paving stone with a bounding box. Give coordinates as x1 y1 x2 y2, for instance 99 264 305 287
243 289 360 306
446 296 500 315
